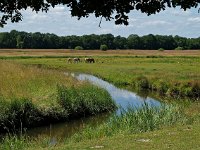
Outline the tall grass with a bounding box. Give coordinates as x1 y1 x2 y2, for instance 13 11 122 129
0 103 189 149
0 136 29 150
69 103 189 142
0 61 116 133
57 84 116 117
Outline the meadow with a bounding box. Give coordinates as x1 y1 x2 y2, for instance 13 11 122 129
7 54 200 99
0 49 200 149
0 60 116 133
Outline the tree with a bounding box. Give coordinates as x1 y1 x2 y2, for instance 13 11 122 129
141 34 158 50
113 36 128 49
127 34 141 49
155 35 176 50
75 46 83 50
16 35 24 49
174 35 188 49
81 34 100 50
0 1 199 27
100 44 108 51
99 34 114 49
1 30 200 50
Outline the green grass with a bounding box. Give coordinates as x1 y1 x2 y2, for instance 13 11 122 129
0 55 200 149
0 103 194 150
0 60 116 133
2 123 200 150
68 103 188 142
9 56 200 99
50 122 200 150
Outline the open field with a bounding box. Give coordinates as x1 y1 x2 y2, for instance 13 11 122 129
0 49 200 149
0 49 200 57
7 55 200 99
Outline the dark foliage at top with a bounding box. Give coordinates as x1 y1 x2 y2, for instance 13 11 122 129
0 30 200 50
0 0 199 27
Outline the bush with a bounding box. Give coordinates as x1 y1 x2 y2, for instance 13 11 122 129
158 48 165 51
74 46 83 50
175 46 184 50
100 44 108 51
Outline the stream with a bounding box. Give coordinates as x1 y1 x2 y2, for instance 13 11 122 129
27 73 161 140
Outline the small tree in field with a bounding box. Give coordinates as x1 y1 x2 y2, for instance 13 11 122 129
74 46 83 50
175 46 184 50
158 48 165 51
100 44 108 51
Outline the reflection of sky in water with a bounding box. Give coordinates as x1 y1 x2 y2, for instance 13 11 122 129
26 73 162 140
74 73 161 113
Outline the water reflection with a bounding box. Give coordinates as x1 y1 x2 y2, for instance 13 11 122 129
27 73 161 140
27 112 111 140
74 73 161 113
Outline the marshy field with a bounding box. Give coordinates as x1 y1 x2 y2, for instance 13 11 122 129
0 49 200 150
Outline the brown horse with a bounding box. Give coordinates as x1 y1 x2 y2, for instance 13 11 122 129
85 58 95 63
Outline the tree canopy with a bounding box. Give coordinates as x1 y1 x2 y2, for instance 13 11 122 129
0 0 199 27
1 30 200 50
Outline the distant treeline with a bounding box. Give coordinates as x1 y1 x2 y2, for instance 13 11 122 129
0 30 200 50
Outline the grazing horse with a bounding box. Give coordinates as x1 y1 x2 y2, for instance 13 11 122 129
85 58 95 63
67 58 73 63
73 58 80 63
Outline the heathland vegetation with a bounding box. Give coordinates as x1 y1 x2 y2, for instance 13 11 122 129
1 30 200 50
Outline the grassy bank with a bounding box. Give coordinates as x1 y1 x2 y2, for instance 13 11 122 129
0 104 197 149
7 55 200 99
0 61 116 133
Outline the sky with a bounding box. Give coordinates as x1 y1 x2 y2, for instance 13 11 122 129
1 6 200 38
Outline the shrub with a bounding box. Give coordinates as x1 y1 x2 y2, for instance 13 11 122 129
100 44 108 51
175 46 184 50
158 48 165 51
74 46 83 50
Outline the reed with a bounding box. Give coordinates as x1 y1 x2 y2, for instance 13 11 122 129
69 103 188 142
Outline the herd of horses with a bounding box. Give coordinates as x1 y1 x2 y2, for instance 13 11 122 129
67 57 95 63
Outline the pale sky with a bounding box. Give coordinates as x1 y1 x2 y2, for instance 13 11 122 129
1 6 200 38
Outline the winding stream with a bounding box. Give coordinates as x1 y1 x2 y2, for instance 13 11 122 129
27 73 161 140
73 73 161 113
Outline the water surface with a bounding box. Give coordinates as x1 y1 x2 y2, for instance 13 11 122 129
27 73 161 140
73 73 161 113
